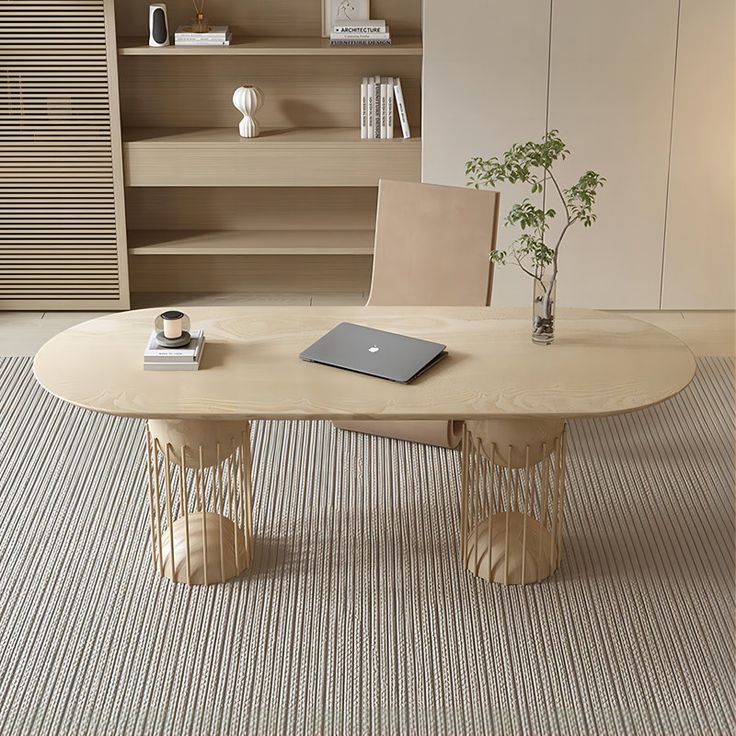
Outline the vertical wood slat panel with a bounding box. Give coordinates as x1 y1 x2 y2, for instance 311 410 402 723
0 0 129 310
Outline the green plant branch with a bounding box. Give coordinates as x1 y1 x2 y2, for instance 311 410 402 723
512 252 541 282
546 167 571 224
465 130 604 289
549 216 577 282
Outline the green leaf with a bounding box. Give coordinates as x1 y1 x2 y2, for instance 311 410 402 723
467 132 604 278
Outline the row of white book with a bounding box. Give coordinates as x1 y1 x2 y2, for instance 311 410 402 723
174 25 231 46
330 19 391 46
360 76 411 140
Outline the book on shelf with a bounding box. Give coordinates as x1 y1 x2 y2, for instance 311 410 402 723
175 37 232 45
373 75 381 139
175 24 229 38
366 76 375 138
330 29 391 41
144 329 206 371
360 76 404 139
333 19 387 32
380 79 387 139
330 38 392 46
329 19 390 44
360 77 368 139
393 78 412 139
386 77 394 139
174 25 231 45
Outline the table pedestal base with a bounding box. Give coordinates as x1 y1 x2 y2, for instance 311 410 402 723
145 419 253 585
462 419 567 585
160 512 249 585
464 513 556 584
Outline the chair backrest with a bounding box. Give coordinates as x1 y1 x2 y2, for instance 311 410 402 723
367 179 500 307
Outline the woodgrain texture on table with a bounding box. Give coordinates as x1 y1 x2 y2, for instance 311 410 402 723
33 307 696 420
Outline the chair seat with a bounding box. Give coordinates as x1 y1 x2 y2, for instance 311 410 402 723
333 179 499 453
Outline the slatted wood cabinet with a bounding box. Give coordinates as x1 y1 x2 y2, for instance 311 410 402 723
0 0 129 309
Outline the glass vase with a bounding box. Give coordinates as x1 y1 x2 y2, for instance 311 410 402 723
191 12 209 32
532 273 556 345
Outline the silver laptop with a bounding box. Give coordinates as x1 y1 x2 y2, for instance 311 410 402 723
299 322 447 384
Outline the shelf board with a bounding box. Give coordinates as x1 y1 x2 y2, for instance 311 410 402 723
123 127 422 186
123 126 420 147
117 36 423 56
128 229 375 256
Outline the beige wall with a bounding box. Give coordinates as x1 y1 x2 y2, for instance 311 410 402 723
423 0 735 309
661 0 736 309
423 1 550 307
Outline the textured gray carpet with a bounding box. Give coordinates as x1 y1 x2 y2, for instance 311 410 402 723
0 356 734 735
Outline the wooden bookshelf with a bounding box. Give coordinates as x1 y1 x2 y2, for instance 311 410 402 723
123 127 421 186
123 126 421 147
115 0 422 296
117 36 423 56
128 229 375 255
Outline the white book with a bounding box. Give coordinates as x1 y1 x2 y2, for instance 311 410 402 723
380 79 388 139
329 31 391 41
386 76 394 138
144 362 201 372
144 342 205 364
175 39 231 46
175 32 232 45
144 328 204 357
330 39 392 46
175 25 229 38
175 33 230 40
393 77 411 139
333 20 387 32
373 75 381 139
366 77 375 138
360 77 368 139
144 329 205 363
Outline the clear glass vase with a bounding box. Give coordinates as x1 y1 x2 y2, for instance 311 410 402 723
532 273 556 345
191 12 209 32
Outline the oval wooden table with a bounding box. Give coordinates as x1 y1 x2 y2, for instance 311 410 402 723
34 306 695 586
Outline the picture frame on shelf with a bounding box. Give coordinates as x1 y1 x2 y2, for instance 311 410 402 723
322 0 370 37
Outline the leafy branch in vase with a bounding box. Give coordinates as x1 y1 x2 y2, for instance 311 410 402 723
466 130 605 344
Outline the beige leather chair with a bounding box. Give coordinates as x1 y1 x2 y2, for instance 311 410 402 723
334 178 500 448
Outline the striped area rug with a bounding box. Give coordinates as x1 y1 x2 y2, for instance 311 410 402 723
0 356 733 735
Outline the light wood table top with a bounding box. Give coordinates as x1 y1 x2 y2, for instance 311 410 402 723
33 307 696 421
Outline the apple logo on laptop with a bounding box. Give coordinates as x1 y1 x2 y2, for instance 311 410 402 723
368 345 380 353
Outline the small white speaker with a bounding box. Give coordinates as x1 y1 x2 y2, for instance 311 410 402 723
148 3 169 47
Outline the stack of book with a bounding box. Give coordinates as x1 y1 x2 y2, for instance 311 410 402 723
330 19 390 46
174 25 231 46
360 76 411 139
144 329 206 371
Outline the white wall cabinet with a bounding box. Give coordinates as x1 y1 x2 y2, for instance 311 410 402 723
423 0 735 309
423 1 551 307
548 0 679 309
